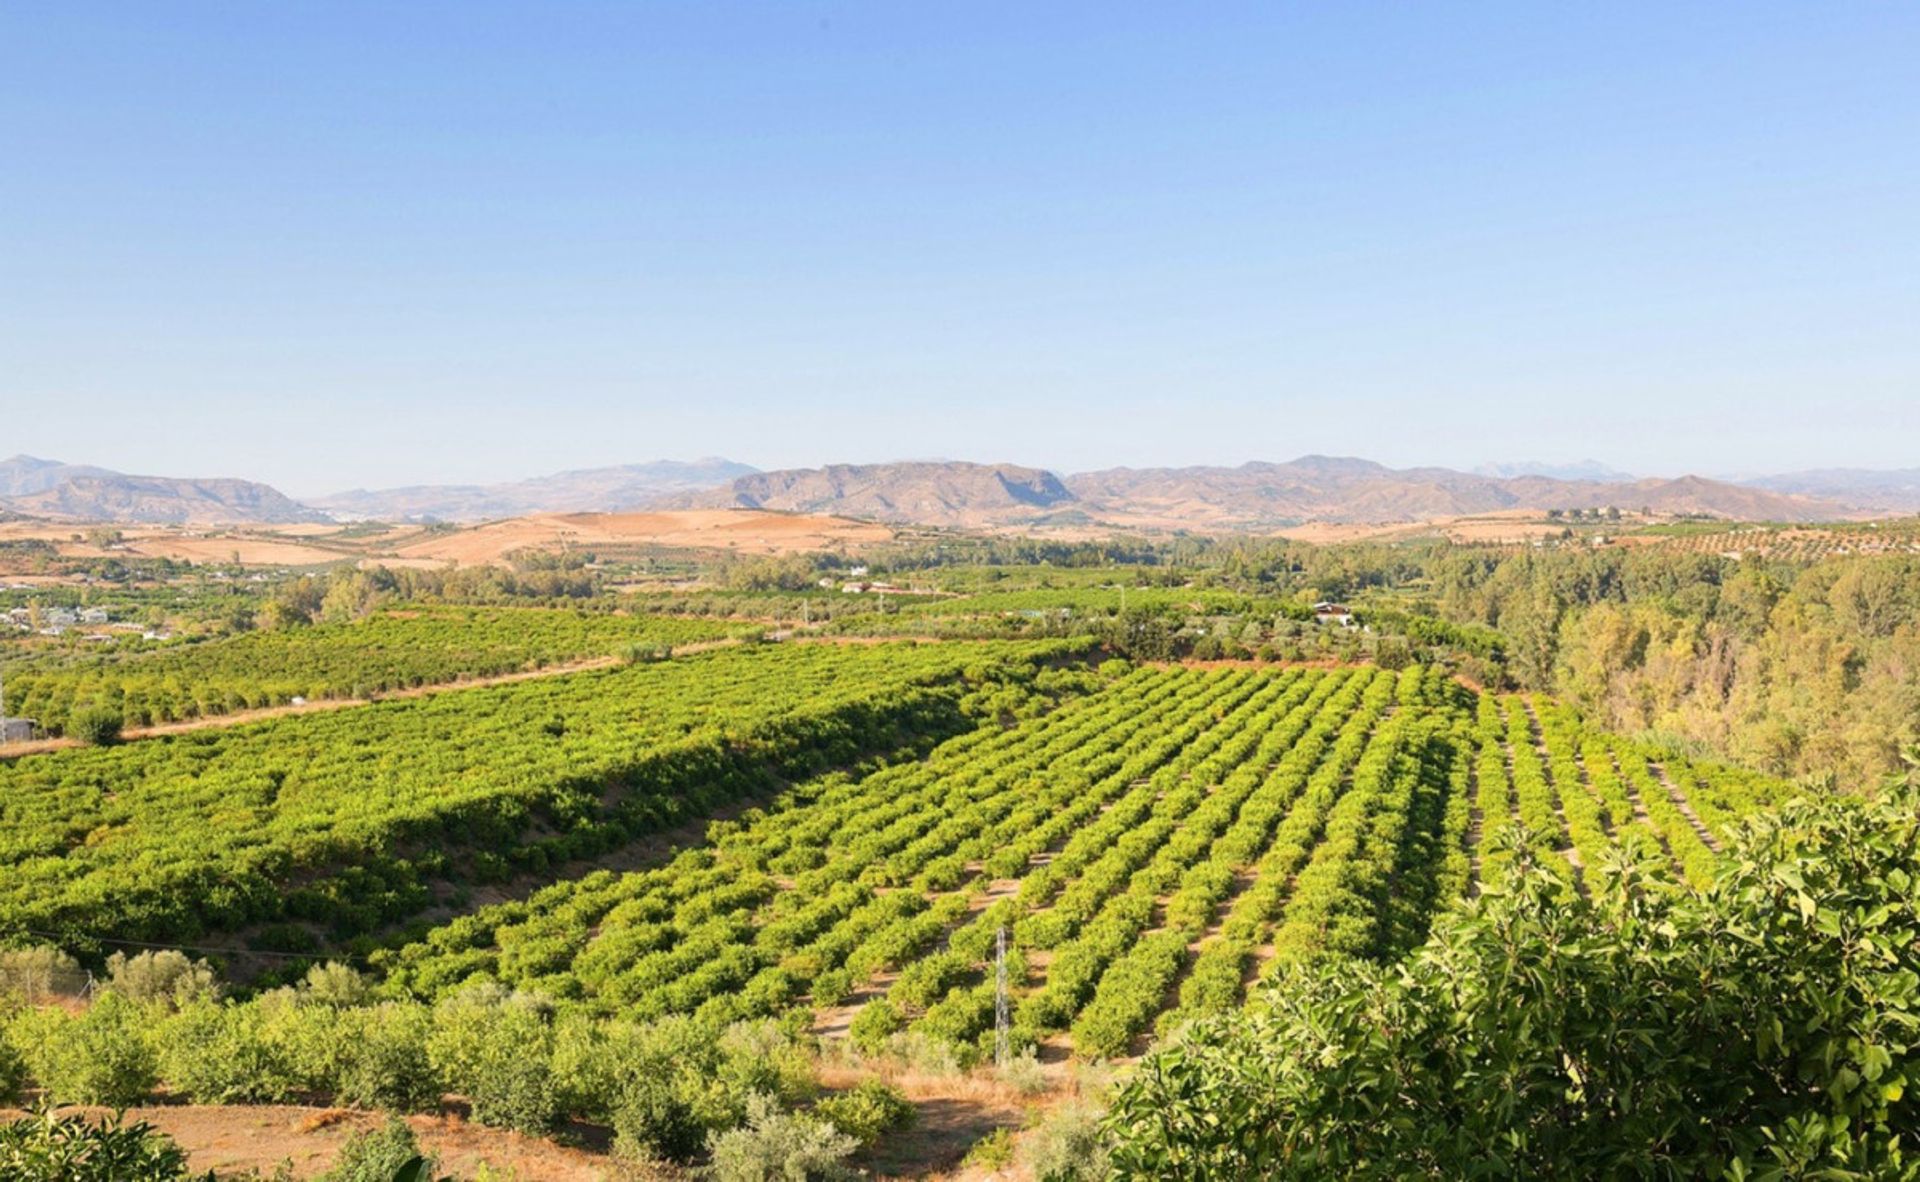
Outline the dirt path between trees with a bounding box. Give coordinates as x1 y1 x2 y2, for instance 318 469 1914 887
1517 698 1586 887
0 654 635 758
1646 760 1724 853
0 632 1020 761
0 1104 610 1182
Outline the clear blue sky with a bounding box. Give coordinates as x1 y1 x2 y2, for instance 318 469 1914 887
3 3 1916 495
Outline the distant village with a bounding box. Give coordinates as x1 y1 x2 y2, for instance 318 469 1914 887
2 601 170 641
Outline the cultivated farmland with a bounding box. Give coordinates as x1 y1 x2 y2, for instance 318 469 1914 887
371 660 1788 1065
0 640 1080 953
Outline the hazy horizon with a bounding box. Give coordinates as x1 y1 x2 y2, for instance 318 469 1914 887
13 446 1920 506
5 3 1916 493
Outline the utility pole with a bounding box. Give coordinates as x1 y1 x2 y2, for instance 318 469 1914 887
994 925 1010 1068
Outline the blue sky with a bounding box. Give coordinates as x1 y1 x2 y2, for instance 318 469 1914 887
3 3 1916 495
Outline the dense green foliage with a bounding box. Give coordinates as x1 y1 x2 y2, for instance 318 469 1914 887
65 705 123 747
369 661 1769 1070
783 534 1920 782
1106 784 1920 1179
812 1079 916 1146
0 564 1869 1177
0 644 1829 1178
9 522 1918 1182
3 606 737 734
0 963 834 1167
0 639 1075 952
320 1116 437 1182
8 991 158 1105
706 1092 860 1181
1325 545 1920 780
0 1110 211 1182
13 530 1916 782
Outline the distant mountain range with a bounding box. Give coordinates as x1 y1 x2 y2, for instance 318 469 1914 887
660 461 1080 524
1472 460 1639 483
311 458 760 521
0 456 327 525
11 452 1920 531
1741 468 1920 514
665 456 1847 528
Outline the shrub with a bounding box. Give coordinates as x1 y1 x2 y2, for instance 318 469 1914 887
546 1014 612 1119
0 1110 203 1181
0 947 87 1004
812 1079 915 1147
961 1126 1016 1170
1023 1101 1112 1182
611 1073 707 1166
335 1003 441 1112
563 1014 815 1164
705 1093 858 1182
809 968 852 1008
10 991 158 1106
885 1029 962 1077
574 1018 710 1164
714 1019 817 1112
320 1114 435 1182
68 706 124 747
0 1036 23 1105
846 1000 903 1055
156 1000 295 1104
300 962 371 1008
248 990 351 1095
997 1047 1049 1097
105 950 221 1009
426 986 556 1134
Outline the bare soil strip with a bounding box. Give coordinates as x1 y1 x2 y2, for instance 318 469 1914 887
1610 747 1682 873
0 633 934 759
1464 752 1486 896
1518 699 1585 879
1646 760 1724 853
0 653 636 758
0 1105 608 1182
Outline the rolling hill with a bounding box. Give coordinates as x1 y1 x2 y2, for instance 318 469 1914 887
312 458 758 522
1742 468 1920 514
659 456 1853 528
1068 460 1850 527
0 453 1876 531
662 461 1077 526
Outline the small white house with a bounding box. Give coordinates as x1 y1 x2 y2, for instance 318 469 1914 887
1313 601 1356 628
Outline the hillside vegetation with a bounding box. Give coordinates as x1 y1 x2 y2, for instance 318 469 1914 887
0 545 1911 1179
0 641 1074 955
1106 783 1920 1180
1 606 740 735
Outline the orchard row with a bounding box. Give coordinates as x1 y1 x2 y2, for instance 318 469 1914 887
373 660 1786 1063
2 605 741 734
0 639 1084 951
